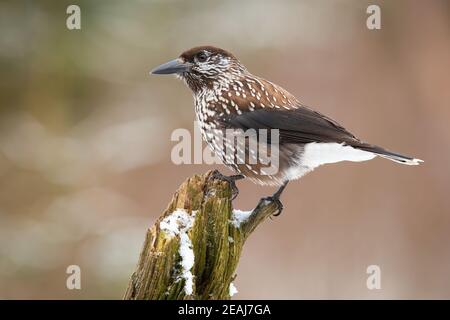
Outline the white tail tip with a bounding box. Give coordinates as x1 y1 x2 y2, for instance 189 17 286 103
407 158 424 166
378 154 424 165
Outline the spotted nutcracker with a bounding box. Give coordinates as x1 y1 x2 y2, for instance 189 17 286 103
151 46 422 214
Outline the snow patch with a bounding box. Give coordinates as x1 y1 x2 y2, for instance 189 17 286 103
231 209 253 228
159 209 196 295
160 209 195 237
229 282 238 297
179 232 195 295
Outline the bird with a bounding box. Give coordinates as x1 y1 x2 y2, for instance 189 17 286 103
151 46 423 214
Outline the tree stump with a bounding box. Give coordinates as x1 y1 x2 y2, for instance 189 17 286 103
123 170 280 300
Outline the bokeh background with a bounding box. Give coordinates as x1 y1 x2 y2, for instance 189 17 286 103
0 0 449 299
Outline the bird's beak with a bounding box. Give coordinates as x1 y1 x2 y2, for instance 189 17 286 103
151 58 191 75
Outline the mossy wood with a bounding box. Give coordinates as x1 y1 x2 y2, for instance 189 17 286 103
123 170 279 300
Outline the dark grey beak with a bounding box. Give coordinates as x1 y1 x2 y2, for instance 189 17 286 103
151 58 191 75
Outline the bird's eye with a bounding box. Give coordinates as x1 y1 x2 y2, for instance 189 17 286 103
197 52 208 62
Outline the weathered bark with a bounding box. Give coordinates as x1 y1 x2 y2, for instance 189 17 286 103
123 170 280 300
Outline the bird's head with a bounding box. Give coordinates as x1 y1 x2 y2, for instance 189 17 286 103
151 46 246 92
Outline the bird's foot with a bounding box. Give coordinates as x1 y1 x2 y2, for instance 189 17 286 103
262 181 289 217
210 170 245 200
262 196 284 217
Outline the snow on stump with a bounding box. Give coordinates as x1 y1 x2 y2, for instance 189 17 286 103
123 170 281 300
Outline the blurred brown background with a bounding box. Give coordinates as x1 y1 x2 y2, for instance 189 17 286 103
0 0 449 299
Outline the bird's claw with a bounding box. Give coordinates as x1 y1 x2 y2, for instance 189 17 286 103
262 181 288 217
210 171 244 200
230 183 240 200
262 196 284 217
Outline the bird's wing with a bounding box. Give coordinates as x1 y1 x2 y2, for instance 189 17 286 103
224 106 360 145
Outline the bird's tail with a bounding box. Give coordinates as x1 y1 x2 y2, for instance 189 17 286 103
353 143 424 166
